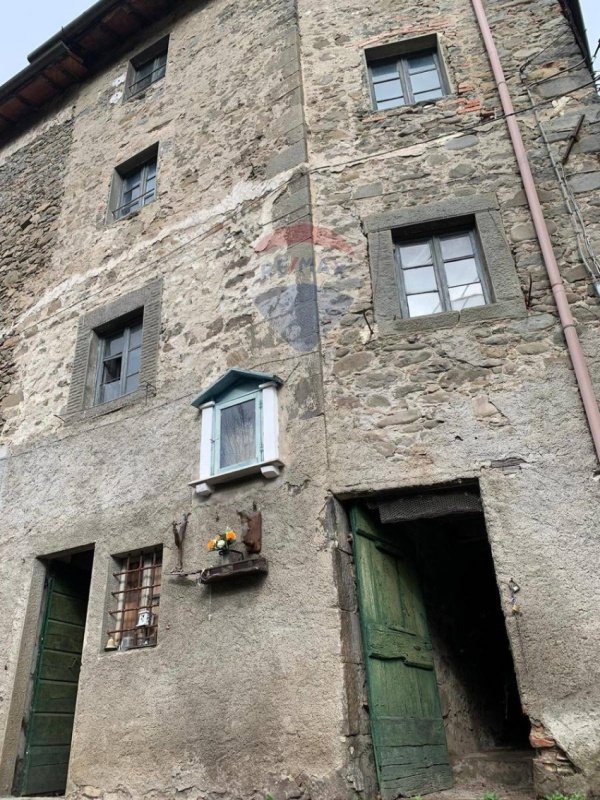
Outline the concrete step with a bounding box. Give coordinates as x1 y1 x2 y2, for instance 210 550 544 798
452 749 534 792
424 791 534 800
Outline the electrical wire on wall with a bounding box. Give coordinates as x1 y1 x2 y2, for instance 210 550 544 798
519 40 600 291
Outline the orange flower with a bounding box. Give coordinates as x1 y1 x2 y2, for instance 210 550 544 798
207 538 216 551
225 530 236 542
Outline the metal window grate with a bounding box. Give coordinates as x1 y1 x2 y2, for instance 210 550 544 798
107 547 162 651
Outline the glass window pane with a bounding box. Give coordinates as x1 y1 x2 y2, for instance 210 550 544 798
374 79 404 102
130 324 143 349
105 333 124 357
120 198 141 217
101 379 122 404
123 189 141 207
407 292 442 317
413 88 444 102
125 373 140 394
440 233 474 260
145 159 157 179
377 97 406 110
123 170 142 191
137 61 153 80
409 69 441 95
407 53 436 74
126 346 141 377
449 283 486 310
371 61 399 81
102 356 121 383
398 241 433 268
220 399 257 469
445 258 479 287
403 266 438 294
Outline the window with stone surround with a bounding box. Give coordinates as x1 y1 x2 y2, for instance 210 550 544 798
365 35 448 111
395 227 490 318
95 314 143 404
364 194 524 333
64 279 162 422
125 35 169 99
109 144 159 222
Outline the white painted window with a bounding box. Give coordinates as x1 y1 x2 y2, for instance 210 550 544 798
189 370 283 497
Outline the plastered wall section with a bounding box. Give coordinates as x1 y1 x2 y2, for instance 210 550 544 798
298 0 600 792
0 1 348 798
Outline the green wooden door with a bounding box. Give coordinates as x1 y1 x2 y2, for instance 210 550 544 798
16 564 90 796
350 506 452 799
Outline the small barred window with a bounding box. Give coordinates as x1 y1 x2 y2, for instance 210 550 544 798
107 547 162 651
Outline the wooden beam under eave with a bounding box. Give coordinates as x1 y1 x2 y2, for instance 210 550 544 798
123 0 152 23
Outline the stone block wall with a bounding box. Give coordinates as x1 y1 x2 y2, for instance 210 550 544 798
298 0 600 794
0 1 345 798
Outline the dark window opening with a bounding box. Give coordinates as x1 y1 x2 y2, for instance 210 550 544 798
130 51 167 95
114 157 157 220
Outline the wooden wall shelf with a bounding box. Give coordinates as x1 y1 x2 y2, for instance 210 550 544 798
199 557 268 584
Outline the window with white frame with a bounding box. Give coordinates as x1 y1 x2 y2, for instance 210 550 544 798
189 369 283 497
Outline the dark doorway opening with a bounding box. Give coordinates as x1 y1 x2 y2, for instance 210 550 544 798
404 512 531 763
13 548 94 797
351 488 533 797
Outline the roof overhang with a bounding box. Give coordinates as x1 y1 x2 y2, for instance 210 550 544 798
191 369 284 408
560 0 594 68
0 0 173 139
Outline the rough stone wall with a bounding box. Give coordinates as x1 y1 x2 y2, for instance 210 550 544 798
0 116 74 431
298 0 600 795
1 0 600 797
0 1 345 799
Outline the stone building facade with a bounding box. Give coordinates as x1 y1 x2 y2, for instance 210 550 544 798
1 0 599 799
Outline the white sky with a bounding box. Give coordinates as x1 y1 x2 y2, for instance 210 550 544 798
0 0 598 86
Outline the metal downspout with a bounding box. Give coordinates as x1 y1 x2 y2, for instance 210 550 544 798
470 0 600 463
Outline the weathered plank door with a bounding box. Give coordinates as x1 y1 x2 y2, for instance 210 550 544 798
350 506 453 798
16 564 90 796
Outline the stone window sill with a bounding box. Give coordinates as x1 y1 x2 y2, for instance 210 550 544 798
379 299 525 335
64 386 151 424
362 94 455 121
189 459 283 497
